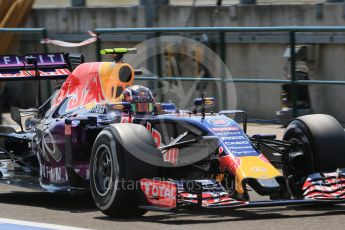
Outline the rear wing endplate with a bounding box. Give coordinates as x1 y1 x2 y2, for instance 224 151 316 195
0 53 71 81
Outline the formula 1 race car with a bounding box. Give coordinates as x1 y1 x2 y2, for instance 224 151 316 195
0 48 345 217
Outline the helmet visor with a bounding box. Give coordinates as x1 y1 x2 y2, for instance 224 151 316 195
132 103 154 113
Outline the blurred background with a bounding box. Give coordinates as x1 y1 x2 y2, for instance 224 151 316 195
1 0 345 125
33 1 325 7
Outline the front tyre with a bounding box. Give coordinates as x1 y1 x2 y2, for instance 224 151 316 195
282 114 345 198
90 124 158 217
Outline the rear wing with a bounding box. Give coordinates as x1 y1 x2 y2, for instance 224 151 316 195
0 53 72 81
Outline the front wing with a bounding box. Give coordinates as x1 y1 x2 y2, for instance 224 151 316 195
139 170 345 211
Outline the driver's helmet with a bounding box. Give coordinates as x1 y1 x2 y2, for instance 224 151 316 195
120 85 155 114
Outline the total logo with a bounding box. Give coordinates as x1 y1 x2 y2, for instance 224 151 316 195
141 180 176 200
207 118 231 126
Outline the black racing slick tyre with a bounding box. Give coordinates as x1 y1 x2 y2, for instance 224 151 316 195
90 124 158 217
282 114 345 198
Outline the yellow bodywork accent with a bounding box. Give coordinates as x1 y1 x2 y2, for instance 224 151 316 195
85 102 96 110
99 62 134 102
215 174 225 183
100 48 137 55
234 156 282 194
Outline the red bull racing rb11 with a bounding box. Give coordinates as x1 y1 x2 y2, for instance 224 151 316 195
0 48 345 217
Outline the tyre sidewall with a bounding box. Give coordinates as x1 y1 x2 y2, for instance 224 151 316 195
283 120 314 198
90 128 122 211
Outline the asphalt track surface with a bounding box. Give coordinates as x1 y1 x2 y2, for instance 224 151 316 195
0 123 344 230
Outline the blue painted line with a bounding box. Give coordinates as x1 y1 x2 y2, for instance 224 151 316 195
0 223 52 230
0 218 90 230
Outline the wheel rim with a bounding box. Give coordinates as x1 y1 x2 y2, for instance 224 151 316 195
94 144 114 196
283 131 313 198
286 135 312 175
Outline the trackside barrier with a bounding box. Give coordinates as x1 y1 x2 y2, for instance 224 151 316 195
4 27 345 118
94 26 345 117
0 28 48 53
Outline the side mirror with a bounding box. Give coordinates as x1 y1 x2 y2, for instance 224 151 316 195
10 107 23 131
193 97 216 118
193 97 216 107
156 103 177 114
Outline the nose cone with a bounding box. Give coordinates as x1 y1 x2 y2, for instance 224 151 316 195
220 153 282 195
235 154 282 195
236 154 281 180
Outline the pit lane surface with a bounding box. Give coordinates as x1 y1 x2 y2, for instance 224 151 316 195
0 123 344 230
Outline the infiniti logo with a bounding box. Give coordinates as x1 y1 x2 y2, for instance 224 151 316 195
250 167 267 173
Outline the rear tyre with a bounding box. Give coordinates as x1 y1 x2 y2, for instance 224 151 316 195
90 124 158 217
282 114 345 198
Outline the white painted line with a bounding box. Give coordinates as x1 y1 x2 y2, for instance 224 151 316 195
0 218 93 230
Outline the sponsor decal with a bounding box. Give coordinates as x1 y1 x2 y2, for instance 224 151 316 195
211 127 240 132
220 131 258 157
140 179 177 208
207 118 231 126
220 136 245 141
52 64 106 112
225 141 250 145
208 118 259 157
225 146 254 150
52 62 134 114
146 122 162 147
25 53 66 66
0 55 22 67
90 105 106 114
163 148 179 165
132 95 153 103
0 68 70 78
112 103 125 110
41 165 90 183
41 165 66 183
250 167 267 173
0 53 66 67
65 75 104 112
39 129 62 163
